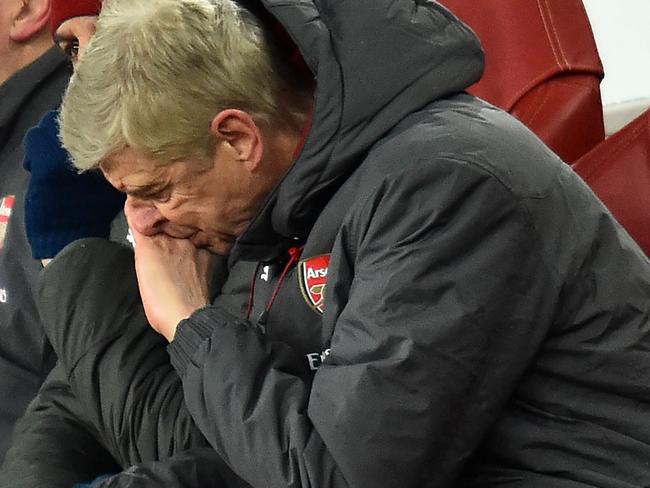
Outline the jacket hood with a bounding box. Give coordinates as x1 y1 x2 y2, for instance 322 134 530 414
236 0 484 257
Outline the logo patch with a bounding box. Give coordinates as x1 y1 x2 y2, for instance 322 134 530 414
0 195 16 251
298 254 330 314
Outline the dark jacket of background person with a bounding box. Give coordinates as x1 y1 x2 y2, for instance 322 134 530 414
5 1 650 487
0 47 70 461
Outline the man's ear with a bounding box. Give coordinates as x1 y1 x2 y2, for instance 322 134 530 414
210 109 264 172
10 0 51 42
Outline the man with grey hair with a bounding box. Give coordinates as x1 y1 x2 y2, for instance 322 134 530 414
0 0 70 462
12 0 650 486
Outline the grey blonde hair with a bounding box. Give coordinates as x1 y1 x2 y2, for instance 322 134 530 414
60 0 312 170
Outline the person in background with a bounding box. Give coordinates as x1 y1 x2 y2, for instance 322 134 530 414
43 0 650 486
51 0 101 64
0 0 70 462
23 0 125 266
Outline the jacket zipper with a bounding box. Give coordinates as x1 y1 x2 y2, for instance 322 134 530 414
246 246 303 330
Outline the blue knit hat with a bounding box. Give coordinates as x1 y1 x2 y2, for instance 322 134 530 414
23 109 125 259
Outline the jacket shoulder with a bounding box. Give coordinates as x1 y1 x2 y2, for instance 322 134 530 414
365 94 566 200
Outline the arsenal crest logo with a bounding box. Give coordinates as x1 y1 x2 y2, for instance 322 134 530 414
0 195 16 251
298 254 330 314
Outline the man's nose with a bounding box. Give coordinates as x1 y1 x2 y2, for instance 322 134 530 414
125 196 166 236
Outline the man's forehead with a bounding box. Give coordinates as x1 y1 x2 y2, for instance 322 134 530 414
55 15 97 38
101 147 147 172
99 147 164 182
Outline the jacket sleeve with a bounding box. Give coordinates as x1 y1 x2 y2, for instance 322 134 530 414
95 448 253 488
37 238 211 467
0 363 119 488
167 160 558 488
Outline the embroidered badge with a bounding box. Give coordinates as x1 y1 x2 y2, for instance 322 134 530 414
298 254 330 314
0 195 16 251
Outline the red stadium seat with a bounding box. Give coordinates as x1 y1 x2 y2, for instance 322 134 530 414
442 0 605 163
572 109 650 256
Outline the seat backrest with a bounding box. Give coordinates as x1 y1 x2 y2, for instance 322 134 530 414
442 0 605 162
572 109 650 256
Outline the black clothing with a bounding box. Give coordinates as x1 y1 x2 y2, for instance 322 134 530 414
169 0 650 486
0 240 217 488
6 1 650 487
0 47 70 460
0 363 119 486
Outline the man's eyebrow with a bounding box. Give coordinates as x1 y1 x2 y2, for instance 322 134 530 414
125 183 165 198
53 34 71 45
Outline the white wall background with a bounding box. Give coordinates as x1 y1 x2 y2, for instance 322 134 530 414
583 0 650 133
